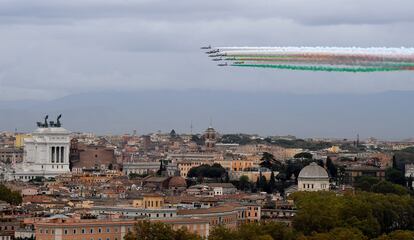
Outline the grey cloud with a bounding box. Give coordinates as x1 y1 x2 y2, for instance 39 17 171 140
0 1 414 102
1 0 414 25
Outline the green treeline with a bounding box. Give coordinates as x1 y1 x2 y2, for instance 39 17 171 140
125 191 414 240
187 163 226 179
124 221 202 240
291 191 414 239
210 191 414 239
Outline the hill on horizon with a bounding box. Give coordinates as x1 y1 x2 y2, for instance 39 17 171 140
0 90 413 140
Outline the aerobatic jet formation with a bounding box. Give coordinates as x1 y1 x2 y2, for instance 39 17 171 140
202 46 414 72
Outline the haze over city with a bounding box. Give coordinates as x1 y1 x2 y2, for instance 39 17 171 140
1 1 414 139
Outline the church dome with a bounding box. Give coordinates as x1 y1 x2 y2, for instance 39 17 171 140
298 162 329 179
168 176 187 188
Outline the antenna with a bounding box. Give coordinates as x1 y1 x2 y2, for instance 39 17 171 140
190 121 193 135
357 134 360 147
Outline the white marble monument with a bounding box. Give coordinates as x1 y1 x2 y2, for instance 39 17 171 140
9 115 71 181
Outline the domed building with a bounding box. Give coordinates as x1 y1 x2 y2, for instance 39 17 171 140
167 176 187 195
168 176 187 189
298 162 329 191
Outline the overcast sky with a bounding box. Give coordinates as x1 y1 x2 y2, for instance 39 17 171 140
1 0 414 101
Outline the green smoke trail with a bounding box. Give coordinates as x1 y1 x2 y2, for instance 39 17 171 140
235 59 414 68
231 64 404 72
227 56 414 67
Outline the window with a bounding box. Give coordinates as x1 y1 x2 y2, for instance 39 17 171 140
106 228 110 233
98 228 102 233
81 228 85 234
64 229 68 235
90 228 94 234
73 229 77 234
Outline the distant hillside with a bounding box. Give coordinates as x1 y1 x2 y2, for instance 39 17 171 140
0 90 413 140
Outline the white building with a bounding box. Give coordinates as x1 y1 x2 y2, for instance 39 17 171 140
298 162 329 191
8 118 71 181
405 163 414 178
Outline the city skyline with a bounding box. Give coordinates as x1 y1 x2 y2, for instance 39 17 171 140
1 1 414 240
1 89 414 140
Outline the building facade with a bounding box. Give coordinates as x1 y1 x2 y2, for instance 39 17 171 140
297 162 329 191
9 118 71 181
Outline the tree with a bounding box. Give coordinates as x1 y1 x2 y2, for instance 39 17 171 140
291 191 414 238
292 192 343 235
354 176 380 191
0 184 22 205
385 168 406 186
224 172 230 183
209 222 296 240
294 152 313 159
125 221 201 240
260 152 281 171
326 157 337 178
303 227 367 240
259 175 268 192
375 230 414 240
371 180 408 195
209 225 237 240
187 164 226 181
283 158 314 181
239 175 249 191
256 176 261 190
268 171 276 193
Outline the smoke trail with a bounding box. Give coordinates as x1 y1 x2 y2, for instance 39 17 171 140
232 64 402 72
205 46 414 72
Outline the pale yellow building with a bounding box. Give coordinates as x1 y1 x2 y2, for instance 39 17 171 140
215 159 256 171
14 134 31 148
133 194 165 209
